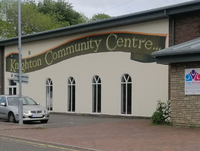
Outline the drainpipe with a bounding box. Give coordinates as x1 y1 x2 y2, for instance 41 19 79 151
164 9 175 46
171 18 175 46
164 9 175 101
0 46 4 95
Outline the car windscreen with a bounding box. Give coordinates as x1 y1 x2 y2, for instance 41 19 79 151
7 97 37 106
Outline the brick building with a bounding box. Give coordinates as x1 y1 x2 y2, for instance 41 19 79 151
153 2 200 127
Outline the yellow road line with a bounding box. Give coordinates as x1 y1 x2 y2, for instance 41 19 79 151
1 136 79 151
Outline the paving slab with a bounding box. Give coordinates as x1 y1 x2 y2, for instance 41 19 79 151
0 116 200 151
0 120 41 130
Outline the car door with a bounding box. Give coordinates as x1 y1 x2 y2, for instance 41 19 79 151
0 96 8 119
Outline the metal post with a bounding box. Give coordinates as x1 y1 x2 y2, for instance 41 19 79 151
18 0 23 126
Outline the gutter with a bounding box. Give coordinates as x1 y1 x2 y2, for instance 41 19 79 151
0 9 167 47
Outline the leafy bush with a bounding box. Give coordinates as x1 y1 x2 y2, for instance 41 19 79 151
151 100 171 124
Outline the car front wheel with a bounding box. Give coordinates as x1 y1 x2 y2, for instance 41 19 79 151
8 112 16 123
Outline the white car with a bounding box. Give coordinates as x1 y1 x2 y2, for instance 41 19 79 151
0 95 50 123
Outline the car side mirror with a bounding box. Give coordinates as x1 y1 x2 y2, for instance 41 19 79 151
37 102 40 105
0 102 6 106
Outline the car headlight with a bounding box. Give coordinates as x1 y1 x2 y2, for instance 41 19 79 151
23 110 30 115
44 110 49 114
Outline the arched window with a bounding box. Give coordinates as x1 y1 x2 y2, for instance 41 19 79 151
8 80 17 95
92 75 101 113
46 78 53 111
68 77 75 112
121 74 132 114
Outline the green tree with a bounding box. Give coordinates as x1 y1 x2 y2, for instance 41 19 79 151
0 0 65 39
21 2 64 34
37 0 87 25
90 13 112 22
0 0 111 39
79 13 90 23
0 19 15 39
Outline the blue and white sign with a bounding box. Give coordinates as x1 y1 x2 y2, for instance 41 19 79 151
185 68 200 95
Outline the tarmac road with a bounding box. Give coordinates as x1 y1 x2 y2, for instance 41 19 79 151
0 136 93 151
30 113 141 128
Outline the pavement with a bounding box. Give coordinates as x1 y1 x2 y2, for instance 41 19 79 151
1 115 200 151
0 120 42 130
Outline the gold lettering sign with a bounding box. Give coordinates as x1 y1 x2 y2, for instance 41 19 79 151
6 32 167 73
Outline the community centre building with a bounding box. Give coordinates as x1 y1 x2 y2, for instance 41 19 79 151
0 1 200 121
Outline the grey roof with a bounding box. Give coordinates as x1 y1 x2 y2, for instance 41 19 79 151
152 37 200 64
0 0 199 47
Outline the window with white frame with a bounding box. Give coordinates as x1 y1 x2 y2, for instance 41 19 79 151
92 75 101 113
121 74 132 114
68 77 75 112
8 80 17 95
46 78 53 111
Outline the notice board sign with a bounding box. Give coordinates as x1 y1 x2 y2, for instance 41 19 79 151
185 68 200 95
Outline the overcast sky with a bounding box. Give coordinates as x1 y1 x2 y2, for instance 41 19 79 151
37 0 194 18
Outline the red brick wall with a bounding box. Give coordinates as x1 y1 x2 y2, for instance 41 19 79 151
169 11 200 46
0 47 4 94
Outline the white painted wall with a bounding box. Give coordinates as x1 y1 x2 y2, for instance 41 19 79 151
4 19 169 117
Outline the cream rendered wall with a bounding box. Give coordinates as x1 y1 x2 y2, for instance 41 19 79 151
5 19 169 117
